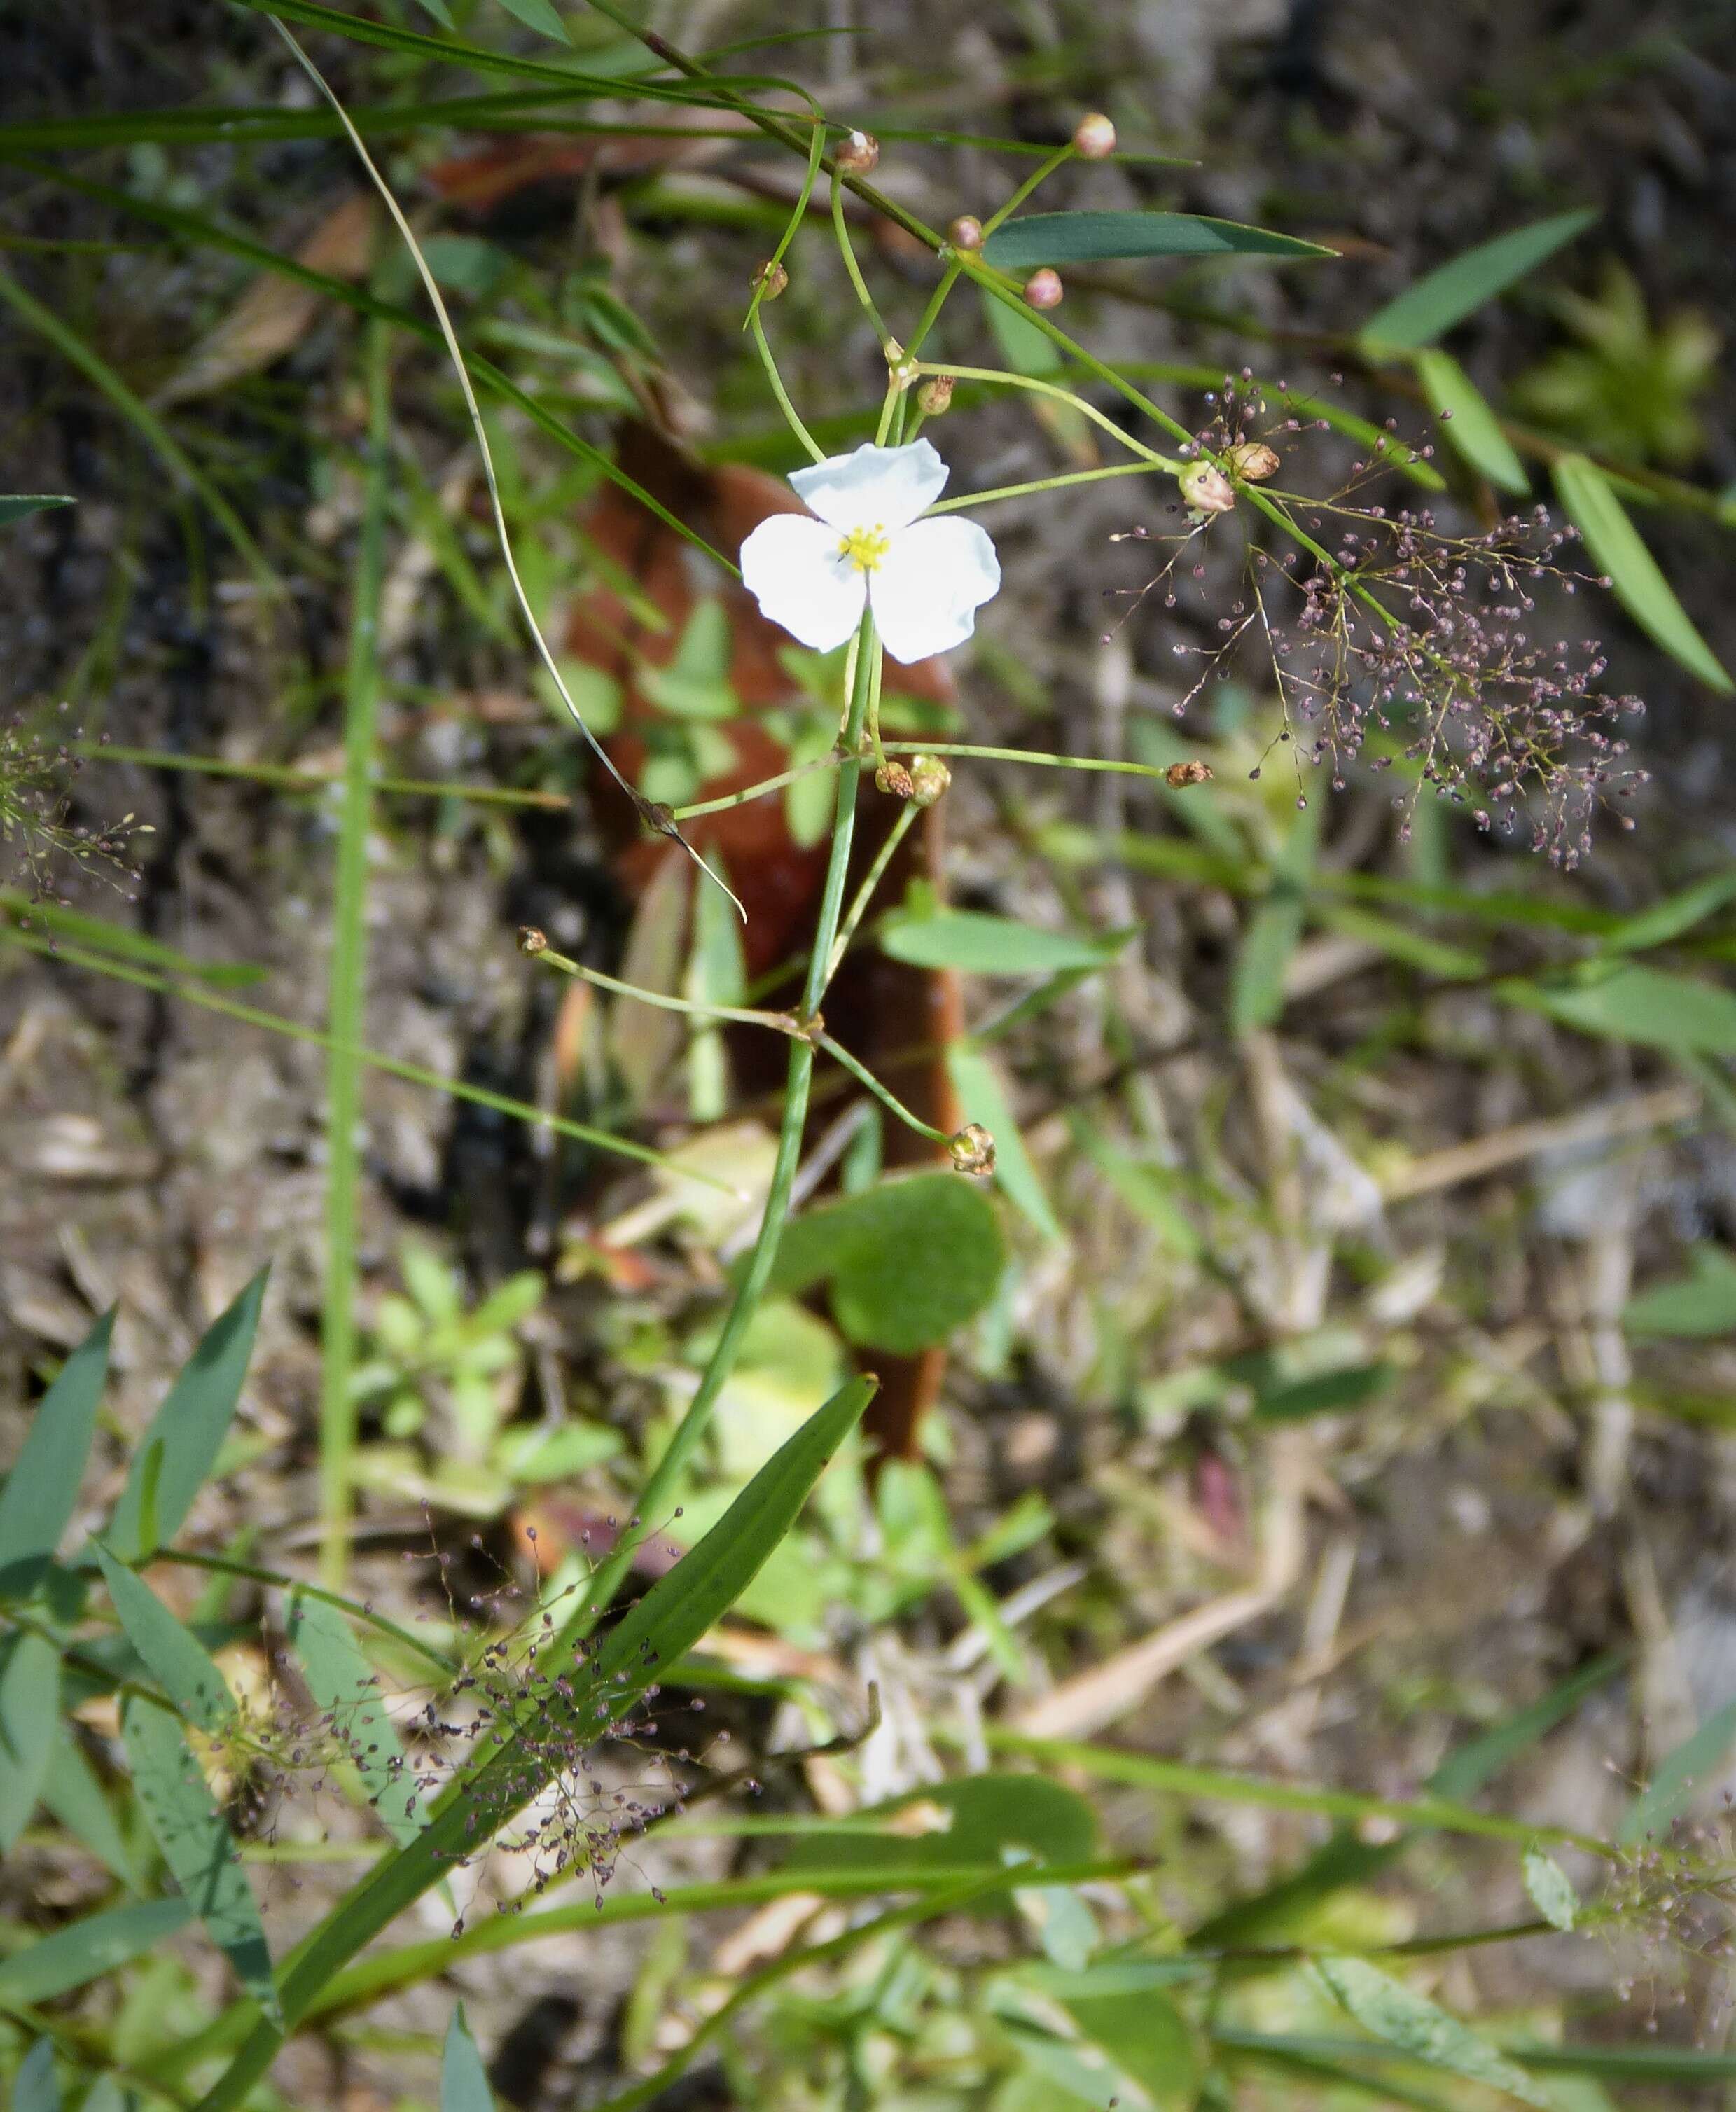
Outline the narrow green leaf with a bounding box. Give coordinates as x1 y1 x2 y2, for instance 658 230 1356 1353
1623 1244 1736 1338
442 2003 494 2112
492 0 570 44
410 0 455 24
39 1718 144 1889
286 1592 419 1845
1553 452 1730 691
12 2040 58 2112
106 1270 268 1561
1065 1983 1200 2111
947 1045 1062 1242
95 1546 235 1732
0 1630 60 1849
0 891 265 987
0 1307 112 1599
0 494 74 527
1359 210 1597 353
119 1693 278 2022
0 1898 194 2006
782 1775 1096 1880
1414 349 1527 494
1499 963 1736 1055
1600 870 1736 954
1312 1955 1557 2108
1069 1115 1202 1260
881 905 1126 975
982 210 1334 270
1521 1847 1578 1931
1620 1697 1736 1844
1232 798 1318 1032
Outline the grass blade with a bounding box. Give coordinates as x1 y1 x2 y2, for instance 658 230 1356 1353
1358 209 1597 353
1415 349 1528 494
105 1272 269 1562
1618 1695 1736 1844
0 494 74 525
441 2004 494 2112
120 1693 279 2022
0 1898 195 2006
0 890 264 987
39 1718 144 1889
94 1546 237 1732
982 210 1334 270
0 1306 112 1600
285 1591 420 1845
0 1630 60 1849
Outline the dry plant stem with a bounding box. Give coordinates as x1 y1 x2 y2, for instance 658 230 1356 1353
319 317 388 1590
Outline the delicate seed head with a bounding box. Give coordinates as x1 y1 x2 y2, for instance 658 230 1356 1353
1225 440 1280 482
751 258 789 301
518 926 548 955
1179 461 1236 515
834 130 880 174
917 374 955 416
1072 111 1117 159
908 754 952 807
875 760 915 800
947 214 985 251
1165 759 1214 788
949 1122 996 1176
1024 268 1064 310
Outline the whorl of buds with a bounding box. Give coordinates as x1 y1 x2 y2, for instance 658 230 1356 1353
1225 440 1280 482
908 754 952 807
750 258 789 301
1165 759 1214 788
947 214 985 252
1023 268 1064 310
1072 111 1117 159
518 926 548 955
875 760 915 799
1178 460 1236 515
833 130 880 174
917 374 955 416
949 1122 996 1176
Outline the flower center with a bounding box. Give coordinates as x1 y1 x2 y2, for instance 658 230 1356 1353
838 522 891 573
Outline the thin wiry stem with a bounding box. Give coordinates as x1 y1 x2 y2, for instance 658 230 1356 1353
817 1031 952 1146
828 798 917 980
528 940 799 1036
750 308 825 463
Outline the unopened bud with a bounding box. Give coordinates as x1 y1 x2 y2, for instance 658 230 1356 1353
947 214 985 252
1179 460 1235 515
875 760 915 799
751 258 788 301
833 130 880 174
917 374 955 416
1024 268 1064 310
1165 759 1214 788
1072 111 1117 159
949 1123 996 1176
1225 440 1279 482
518 926 548 955
908 755 952 807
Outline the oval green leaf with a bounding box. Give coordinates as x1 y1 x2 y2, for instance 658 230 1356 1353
1521 1847 1578 1932
1313 1954 1557 2107
982 210 1335 270
1359 209 1597 354
1415 349 1527 494
1623 1245 1736 1338
1553 452 1730 692
0 1306 112 1600
881 905 1125 977
1499 963 1736 1055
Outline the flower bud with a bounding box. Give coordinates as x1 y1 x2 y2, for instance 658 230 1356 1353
833 130 880 174
1165 759 1214 788
947 214 985 251
949 1122 996 1176
1225 440 1279 482
1023 268 1064 310
1179 460 1235 515
917 374 955 416
908 754 952 807
875 760 915 799
750 258 788 301
518 926 548 955
1072 111 1116 159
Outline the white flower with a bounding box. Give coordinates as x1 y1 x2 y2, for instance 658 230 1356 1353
739 439 999 665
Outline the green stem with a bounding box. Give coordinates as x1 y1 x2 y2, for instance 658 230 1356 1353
745 114 825 331
914 361 1182 468
529 941 798 1034
982 144 1073 235
817 1031 951 1147
671 754 836 821
828 798 917 979
831 164 889 341
80 742 571 808
929 458 1171 513
319 317 389 1591
750 309 825 463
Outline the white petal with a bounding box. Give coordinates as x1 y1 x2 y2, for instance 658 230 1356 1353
789 439 949 534
867 516 1000 664
739 513 867 652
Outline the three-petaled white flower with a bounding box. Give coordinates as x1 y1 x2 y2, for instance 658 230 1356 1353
739 439 999 665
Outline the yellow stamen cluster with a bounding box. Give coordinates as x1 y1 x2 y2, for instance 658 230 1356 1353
838 522 891 571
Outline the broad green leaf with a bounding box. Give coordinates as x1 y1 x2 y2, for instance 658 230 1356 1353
0 1898 194 2006
1415 349 1527 494
1066 1983 1200 2111
39 1719 143 1889
767 1172 1006 1354
106 1270 268 1561
0 1630 60 1849
1619 1697 1736 1844
1623 1245 1736 1338
95 1546 235 1732
0 1306 112 1599
190 1375 877 2107
1522 1847 1578 1931
0 494 74 527
982 211 1334 270
948 1045 1062 1242
442 2002 494 2112
1313 1954 1557 2108
12 2041 57 2112
119 1693 278 2022
1553 453 1730 692
881 904 1126 976
1232 798 1318 1032
286 1592 419 1846
1359 210 1597 353
782 1774 1097 1878
1601 870 1736 954
1499 963 1736 1055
